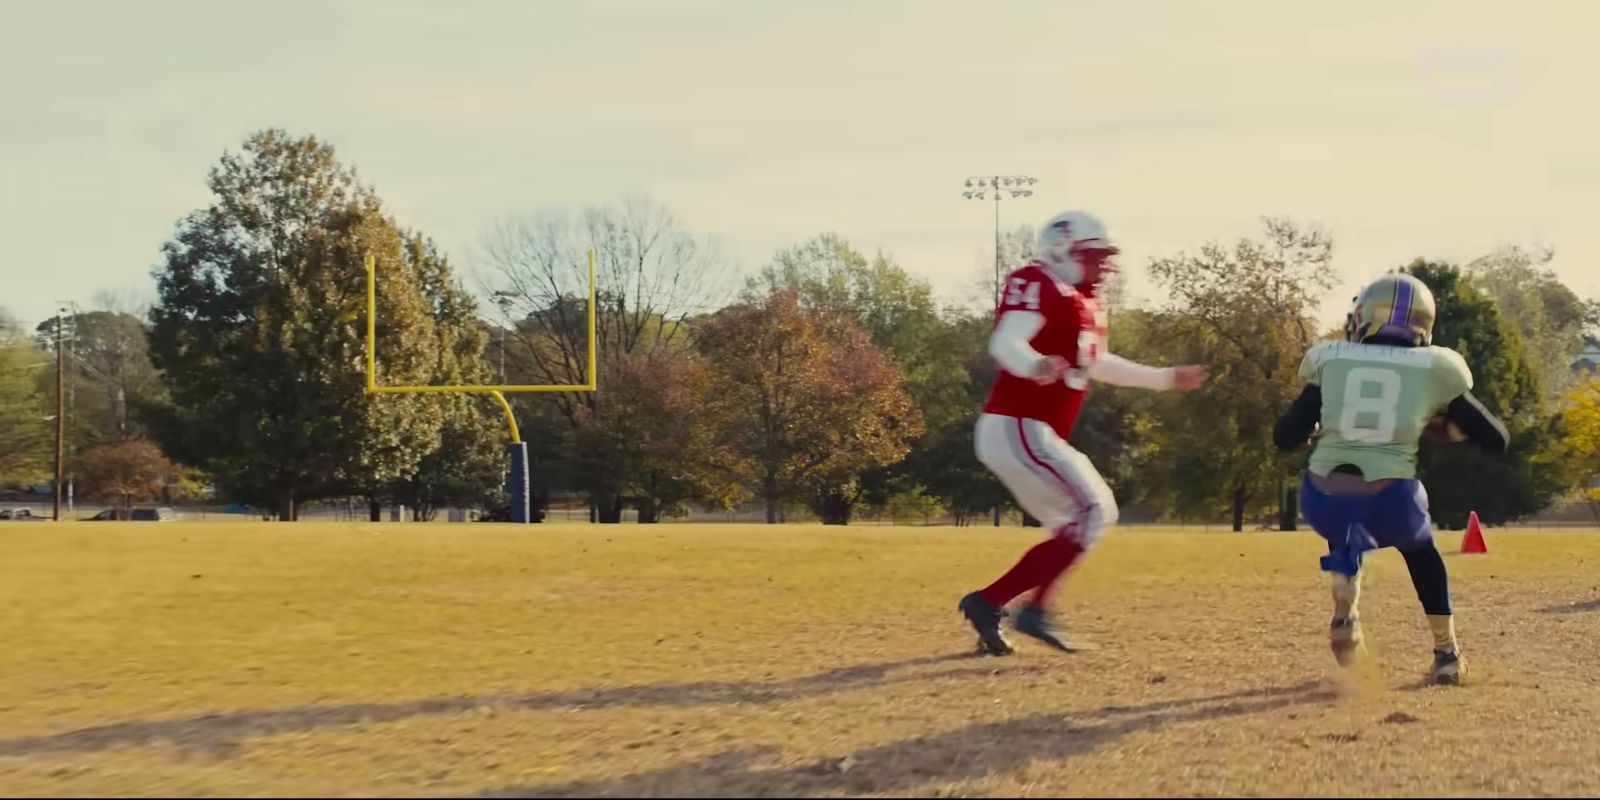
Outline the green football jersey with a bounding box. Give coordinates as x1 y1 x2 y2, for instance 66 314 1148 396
1298 341 1474 480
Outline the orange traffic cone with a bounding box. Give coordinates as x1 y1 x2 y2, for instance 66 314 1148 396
1461 511 1488 554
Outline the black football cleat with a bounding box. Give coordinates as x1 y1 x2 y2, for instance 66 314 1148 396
959 591 1014 656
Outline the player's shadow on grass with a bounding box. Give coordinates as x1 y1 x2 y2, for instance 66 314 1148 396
0 652 1038 759
1539 599 1600 614
479 680 1337 798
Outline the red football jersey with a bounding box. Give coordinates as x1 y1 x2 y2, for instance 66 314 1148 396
982 262 1107 439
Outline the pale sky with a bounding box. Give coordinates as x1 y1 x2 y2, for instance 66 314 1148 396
2 1 1596 333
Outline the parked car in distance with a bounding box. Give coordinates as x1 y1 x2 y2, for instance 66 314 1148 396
84 507 178 522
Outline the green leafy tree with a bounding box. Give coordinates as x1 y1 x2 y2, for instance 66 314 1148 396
1405 261 1576 527
0 315 51 485
390 395 505 521
1143 218 1334 531
1466 245 1596 399
148 130 461 520
1070 307 1165 512
898 310 1012 525
375 235 503 521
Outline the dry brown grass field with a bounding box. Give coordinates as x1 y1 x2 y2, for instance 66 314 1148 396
1 521 1598 797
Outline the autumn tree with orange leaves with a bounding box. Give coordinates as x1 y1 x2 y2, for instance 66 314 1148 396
77 440 176 519
570 348 743 523
696 290 923 524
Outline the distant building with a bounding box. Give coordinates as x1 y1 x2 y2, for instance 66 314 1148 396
1574 335 1600 374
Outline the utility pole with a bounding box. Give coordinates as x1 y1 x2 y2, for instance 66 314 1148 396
52 307 65 522
65 303 77 516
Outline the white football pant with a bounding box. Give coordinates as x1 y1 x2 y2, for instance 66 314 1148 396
974 413 1118 546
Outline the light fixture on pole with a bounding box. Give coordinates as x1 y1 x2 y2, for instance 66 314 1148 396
962 175 1038 308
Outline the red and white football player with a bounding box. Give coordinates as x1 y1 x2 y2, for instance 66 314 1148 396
960 210 1207 654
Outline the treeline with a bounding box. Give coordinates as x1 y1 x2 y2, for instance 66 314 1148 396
2 129 1596 528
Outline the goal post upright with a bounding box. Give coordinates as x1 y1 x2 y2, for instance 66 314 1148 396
364 250 598 522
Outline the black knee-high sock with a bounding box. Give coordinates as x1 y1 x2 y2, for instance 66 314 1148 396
1401 543 1452 616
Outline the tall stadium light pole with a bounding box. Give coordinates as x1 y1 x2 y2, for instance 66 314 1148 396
962 175 1038 308
963 176 1036 527
491 291 517 384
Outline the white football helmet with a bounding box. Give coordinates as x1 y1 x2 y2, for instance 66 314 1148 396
1037 210 1119 286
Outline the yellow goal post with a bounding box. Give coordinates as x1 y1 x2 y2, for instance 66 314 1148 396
363 249 597 523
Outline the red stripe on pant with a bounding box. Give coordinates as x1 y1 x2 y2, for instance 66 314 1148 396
1013 417 1090 540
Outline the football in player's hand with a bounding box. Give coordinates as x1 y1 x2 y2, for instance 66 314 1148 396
1422 414 1467 444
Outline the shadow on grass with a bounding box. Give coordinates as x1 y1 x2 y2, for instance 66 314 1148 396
480 681 1337 798
1538 599 1600 614
0 652 1036 759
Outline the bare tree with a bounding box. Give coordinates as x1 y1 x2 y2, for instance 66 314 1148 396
964 224 1037 310
480 195 735 423
35 310 165 443
92 288 154 318
478 196 735 523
